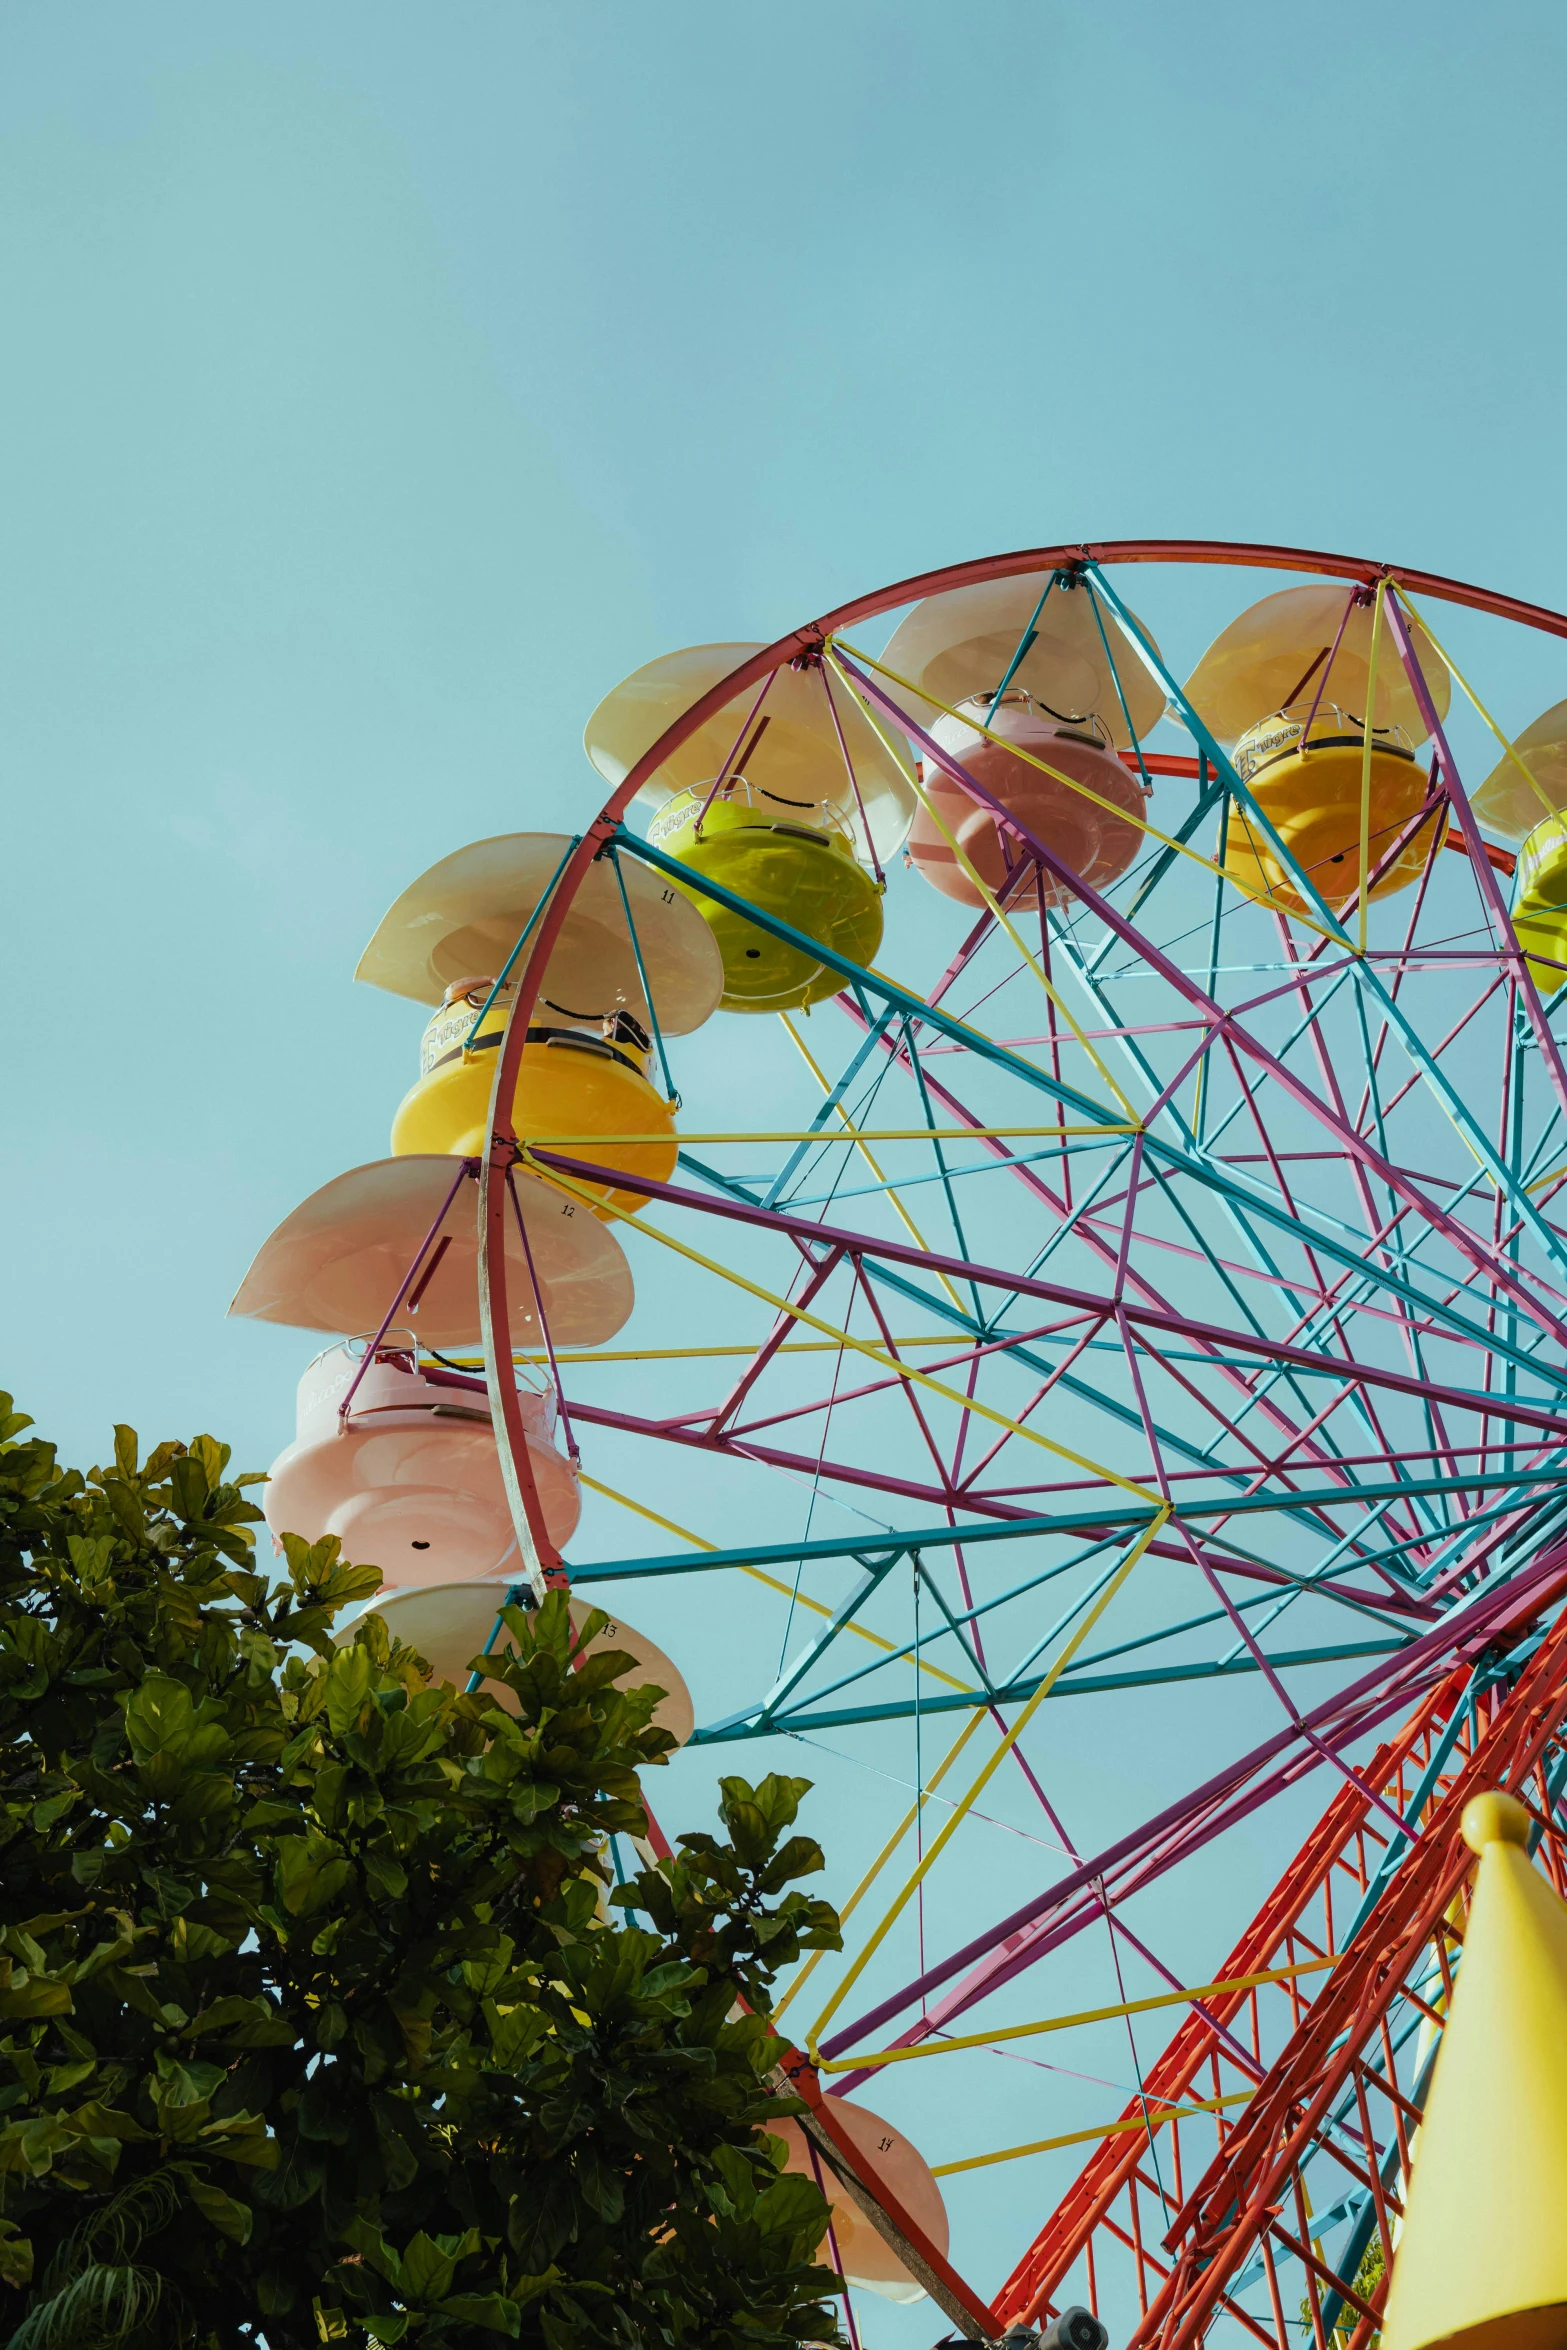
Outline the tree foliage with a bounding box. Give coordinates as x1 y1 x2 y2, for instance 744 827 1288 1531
0 1395 844 2348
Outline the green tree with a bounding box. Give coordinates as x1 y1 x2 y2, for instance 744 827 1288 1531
0 1395 844 2349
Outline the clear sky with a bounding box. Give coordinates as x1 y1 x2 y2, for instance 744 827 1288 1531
6 1 1567 2328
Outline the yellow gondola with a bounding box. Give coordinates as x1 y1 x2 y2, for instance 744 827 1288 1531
359 833 720 1215
586 643 906 1012
1509 813 1567 998
646 778 884 1012
1222 702 1430 916
390 977 678 1214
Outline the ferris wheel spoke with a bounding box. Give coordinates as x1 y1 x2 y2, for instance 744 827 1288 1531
860 608 1567 1329
565 1176 1567 1624
534 1150 1567 1468
837 988 1567 1392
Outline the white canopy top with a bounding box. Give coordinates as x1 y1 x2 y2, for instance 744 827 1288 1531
1473 696 1567 842
1183 583 1452 748
878 572 1167 749
585 641 917 862
228 1155 634 1349
345 1580 695 1745
356 832 724 1034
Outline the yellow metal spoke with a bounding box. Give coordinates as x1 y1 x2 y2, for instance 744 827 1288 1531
521 1153 1166 1508
931 2091 1254 2176
509 1336 968 1365
527 1124 1130 1145
1395 584 1557 822
1358 580 1388 957
773 1707 990 2022
804 1508 1169 2053
819 1950 1339 2071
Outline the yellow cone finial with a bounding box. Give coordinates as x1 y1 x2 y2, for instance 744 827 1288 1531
1382 1786 1567 2350
1462 1790 1532 1854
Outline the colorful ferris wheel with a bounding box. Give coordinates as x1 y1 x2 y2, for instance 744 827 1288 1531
232 540 1567 2350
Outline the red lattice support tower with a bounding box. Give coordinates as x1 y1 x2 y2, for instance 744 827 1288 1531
992 1588 1567 2348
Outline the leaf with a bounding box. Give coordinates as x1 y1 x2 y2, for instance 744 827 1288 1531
43 2060 96 2097
276 1834 354 1918
0 1973 72 2020
282 1530 345 1599
170 1451 213 1521
155 2052 225 2107
440 2293 522 2334
756 2168 835 2245
342 2213 399 2282
0 2216 33 2287
364 1849 408 1902
125 1670 196 1768
323 1646 375 1737
139 1863 198 1918
298 2068 352 2146
188 1432 230 1488
200 2109 279 2168
184 2169 254 2243
316 2000 348 2050
67 2102 154 2143
31 1788 80 1832
488 2003 550 2070
66 1532 115 1591
185 1993 282 2039
0 2115 74 2175
398 2228 469 2305
255 2136 327 2210
709 2140 756 2214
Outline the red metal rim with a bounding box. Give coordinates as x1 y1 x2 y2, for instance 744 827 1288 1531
465 539 1567 2333
478 537 1567 1579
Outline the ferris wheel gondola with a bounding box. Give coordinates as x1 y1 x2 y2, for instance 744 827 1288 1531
263 1343 582 1578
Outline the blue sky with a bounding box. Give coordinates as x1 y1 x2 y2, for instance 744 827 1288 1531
6 2 1567 2328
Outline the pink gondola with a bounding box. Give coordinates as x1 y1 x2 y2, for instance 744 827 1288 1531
264 1344 580 1584
906 691 1147 908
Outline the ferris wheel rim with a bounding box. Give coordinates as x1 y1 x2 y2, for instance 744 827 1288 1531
444 540 1567 2331
476 531 1567 1607
611 538 1567 813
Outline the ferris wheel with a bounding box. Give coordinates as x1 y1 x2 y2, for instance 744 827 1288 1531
232 540 1567 2350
